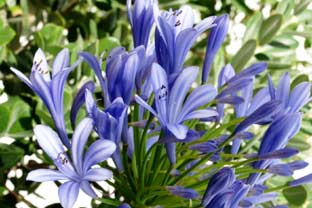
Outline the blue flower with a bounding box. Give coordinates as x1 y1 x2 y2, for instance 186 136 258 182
27 118 116 208
202 167 235 207
10 48 81 148
247 113 302 185
127 0 154 47
80 46 144 106
268 72 311 113
85 90 128 171
202 14 229 83
154 5 216 75
166 186 199 199
135 63 217 163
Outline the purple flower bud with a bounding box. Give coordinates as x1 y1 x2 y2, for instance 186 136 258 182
258 148 299 160
268 164 293 176
202 14 229 83
289 173 312 187
166 186 199 199
202 167 235 206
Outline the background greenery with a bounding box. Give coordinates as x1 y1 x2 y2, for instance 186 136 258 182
0 0 311 207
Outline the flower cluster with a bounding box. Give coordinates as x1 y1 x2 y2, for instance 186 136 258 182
10 0 311 207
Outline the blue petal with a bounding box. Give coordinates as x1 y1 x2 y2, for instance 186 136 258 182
58 181 80 208
34 125 65 159
80 181 97 198
71 118 94 175
268 164 293 176
258 113 301 155
134 95 158 117
70 81 95 128
118 203 131 208
83 139 116 172
235 80 254 117
202 167 235 207
234 100 281 133
178 84 217 121
182 109 218 122
189 141 217 153
216 77 253 99
79 52 108 105
205 191 233 208
276 72 290 108
202 14 229 83
121 51 140 104
258 148 298 160
218 64 235 88
10 67 33 89
167 123 188 140
166 186 199 199
289 173 312 187
52 48 70 77
26 169 67 182
288 82 311 112
288 160 308 171
267 74 276 99
217 95 244 104
229 62 267 83
150 63 168 125
168 66 198 123
84 168 113 181
247 87 270 115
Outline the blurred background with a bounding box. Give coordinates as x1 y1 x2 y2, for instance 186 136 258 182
0 0 311 207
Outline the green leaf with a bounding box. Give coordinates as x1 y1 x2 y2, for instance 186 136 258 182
276 0 295 17
0 144 24 169
0 97 32 138
36 23 64 51
0 0 5 8
283 186 307 206
244 12 263 42
267 62 292 70
287 136 311 151
231 39 256 72
258 15 283 45
291 74 309 90
0 26 16 46
98 37 120 54
294 0 311 15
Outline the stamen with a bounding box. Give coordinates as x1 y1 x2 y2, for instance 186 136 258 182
158 85 168 100
175 20 181 27
177 10 182 16
56 152 69 165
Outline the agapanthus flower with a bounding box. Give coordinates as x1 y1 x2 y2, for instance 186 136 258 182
202 167 249 208
10 48 81 148
79 46 142 106
135 63 217 163
166 186 199 199
268 72 311 114
127 0 155 47
247 113 302 185
85 90 128 171
27 118 116 208
202 14 229 83
154 5 216 75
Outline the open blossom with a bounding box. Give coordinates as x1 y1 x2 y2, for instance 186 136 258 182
27 118 116 208
135 63 217 163
10 48 81 148
154 5 216 75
